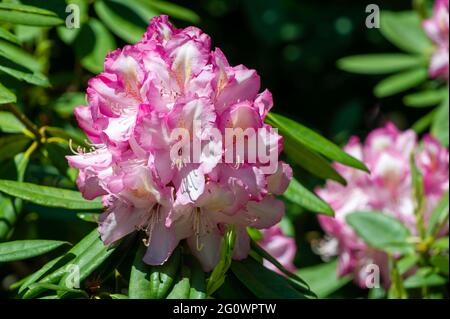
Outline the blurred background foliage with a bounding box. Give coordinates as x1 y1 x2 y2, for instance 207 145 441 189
0 0 446 299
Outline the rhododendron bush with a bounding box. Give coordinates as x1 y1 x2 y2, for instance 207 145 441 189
0 0 448 300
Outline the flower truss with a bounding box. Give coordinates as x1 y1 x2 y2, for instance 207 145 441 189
67 15 292 271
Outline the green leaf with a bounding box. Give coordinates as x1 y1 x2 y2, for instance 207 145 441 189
0 3 64 27
57 232 118 296
431 95 449 147
45 143 70 176
28 283 88 298
94 0 147 44
337 54 424 74
0 27 19 44
20 229 100 298
206 225 236 296
0 111 25 133
398 254 420 275
431 237 449 251
110 293 129 299
0 240 68 262
0 135 30 162
403 268 447 288
51 92 86 118
143 0 200 23
0 194 18 241
283 177 334 216
231 257 311 299
284 138 347 184
56 0 89 45
403 89 447 108
412 109 436 134
0 39 43 72
166 266 191 299
373 68 428 98
149 247 181 299
129 244 153 299
75 19 116 74
266 112 368 172
0 65 49 87
430 254 449 276
427 191 449 236
297 259 351 298
186 256 206 299
76 212 99 223
380 11 432 54
0 82 16 104
251 241 310 292
346 211 413 254
0 179 103 210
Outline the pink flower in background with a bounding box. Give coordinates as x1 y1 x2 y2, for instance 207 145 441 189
67 15 291 271
423 0 449 80
315 123 449 287
260 224 297 273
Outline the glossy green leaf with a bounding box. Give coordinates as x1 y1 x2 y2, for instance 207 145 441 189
431 95 449 147
0 195 17 241
0 27 19 44
0 240 68 262
267 112 368 172
284 138 347 184
0 40 43 72
231 257 311 299
403 89 447 108
346 211 413 254
412 109 436 134
20 229 100 298
251 241 310 291
186 256 206 299
374 68 428 98
380 11 432 54
0 179 103 210
0 83 16 104
57 232 117 296
430 255 449 276
0 111 25 133
76 212 99 223
297 259 351 298
149 247 181 299
337 54 424 74
144 0 200 23
206 225 236 296
427 191 449 236
431 237 449 251
129 244 153 299
75 19 116 74
397 255 420 275
0 65 49 87
166 266 191 299
0 135 30 162
0 3 64 27
28 283 88 298
110 294 129 299
283 177 334 216
94 0 146 44
403 268 447 288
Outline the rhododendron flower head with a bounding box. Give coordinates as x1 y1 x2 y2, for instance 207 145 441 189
67 15 292 271
315 123 449 287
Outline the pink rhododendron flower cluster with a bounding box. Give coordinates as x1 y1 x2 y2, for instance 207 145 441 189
423 0 449 80
260 225 297 273
315 123 449 287
67 16 292 271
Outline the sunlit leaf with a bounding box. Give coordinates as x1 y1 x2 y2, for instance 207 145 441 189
0 240 69 262
374 68 428 98
0 3 64 27
337 54 424 74
0 179 103 210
